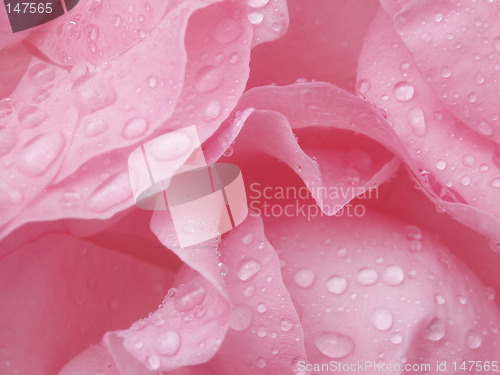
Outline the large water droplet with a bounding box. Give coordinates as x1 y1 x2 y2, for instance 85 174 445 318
72 73 117 114
393 81 415 101
440 66 452 78
229 304 253 331
122 117 148 138
204 99 222 121
194 66 223 93
465 330 482 349
326 275 348 295
382 265 405 286
294 268 315 288
174 284 206 312
155 330 181 356
407 108 426 136
84 119 108 137
356 267 378 286
424 318 446 341
214 19 244 44
86 171 132 212
490 178 500 188
371 308 393 331
248 12 264 24
280 318 293 332
28 63 56 85
314 331 355 359
18 106 47 128
17 131 64 177
145 354 161 370
237 258 262 281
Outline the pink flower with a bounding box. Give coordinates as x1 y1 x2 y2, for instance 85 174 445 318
0 0 499 374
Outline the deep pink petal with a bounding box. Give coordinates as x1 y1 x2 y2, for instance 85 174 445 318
0 233 174 375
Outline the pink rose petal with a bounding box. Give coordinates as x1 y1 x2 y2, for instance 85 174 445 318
382 0 500 143
266 210 500 373
0 233 174 374
357 9 500 240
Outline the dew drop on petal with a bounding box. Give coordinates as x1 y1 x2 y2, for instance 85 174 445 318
462 154 475 167
425 318 446 341
356 267 378 286
229 304 253 331
390 333 403 344
280 318 293 332
326 275 348 295
393 81 415 101
294 268 315 288
371 308 393 331
436 160 446 170
242 233 254 245
28 63 56 85
465 330 482 349
440 66 452 78
145 355 161 370
195 66 223 93
314 331 355 359
17 131 64 177
18 106 47 128
407 108 426 136
489 238 500 253
174 285 206 312
358 79 371 95
214 19 244 44
490 178 500 189
248 12 264 24
154 330 181 356
204 99 222 121
382 265 404 286
122 117 148 139
247 0 269 7
84 119 108 137
72 74 117 114
237 258 262 281
435 294 446 305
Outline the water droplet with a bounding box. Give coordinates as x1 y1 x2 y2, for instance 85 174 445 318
86 171 132 212
223 146 234 157
371 308 393 331
243 285 255 297
237 258 262 281
408 240 422 252
326 275 348 295
394 81 415 101
356 268 378 286
479 121 493 135
174 284 206 312
404 225 422 241
145 354 161 370
111 14 121 27
257 303 267 313
271 22 282 32
436 160 447 170
490 178 500 188
17 131 64 177
147 75 158 88
314 331 355 359
425 318 446 341
155 330 181 356
257 326 267 337
0 99 13 119
256 357 267 368
489 238 500 252
390 333 403 344
84 119 108 137
122 117 148 138
18 106 47 128
465 330 482 349
228 52 241 64
214 19 244 44
72 74 117 114
435 294 446 305
460 176 471 186
280 318 293 332
218 262 229 276
0 126 17 157
440 66 452 78
494 36 500 52
134 341 144 350
463 154 475 167
242 233 254 245
467 93 477 103
434 12 444 22
84 24 99 40
382 265 404 286
204 99 222 121
230 304 253 331
358 79 371 95
248 12 264 24
194 66 223 93
407 108 426 136
28 63 56 85
294 268 315 288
